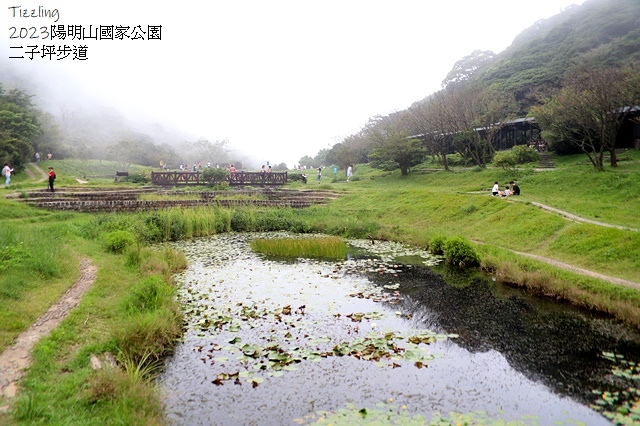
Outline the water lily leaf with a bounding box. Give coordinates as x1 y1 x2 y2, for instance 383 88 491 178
404 349 422 362
283 365 298 371
214 357 229 362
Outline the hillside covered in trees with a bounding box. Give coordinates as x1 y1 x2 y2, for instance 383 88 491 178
311 0 640 172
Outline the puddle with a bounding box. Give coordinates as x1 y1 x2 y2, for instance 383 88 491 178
160 233 639 425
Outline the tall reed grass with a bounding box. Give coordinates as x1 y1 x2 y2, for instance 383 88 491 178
251 236 347 260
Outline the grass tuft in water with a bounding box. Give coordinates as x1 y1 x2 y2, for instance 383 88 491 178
251 236 347 260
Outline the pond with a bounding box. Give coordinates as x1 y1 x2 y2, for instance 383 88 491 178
160 233 640 425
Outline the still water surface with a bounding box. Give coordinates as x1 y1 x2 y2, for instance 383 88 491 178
160 233 640 425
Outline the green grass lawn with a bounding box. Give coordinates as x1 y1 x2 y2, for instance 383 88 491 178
1 150 640 424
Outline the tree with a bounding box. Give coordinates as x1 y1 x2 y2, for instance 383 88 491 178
442 50 496 88
298 155 315 168
439 82 517 168
190 138 230 166
531 64 640 170
0 86 42 169
366 115 426 176
107 140 142 171
272 162 288 171
326 135 369 171
369 137 426 176
408 94 454 171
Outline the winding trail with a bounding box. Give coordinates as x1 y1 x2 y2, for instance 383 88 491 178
0 186 638 414
28 162 48 183
0 258 97 411
507 249 640 290
530 201 639 232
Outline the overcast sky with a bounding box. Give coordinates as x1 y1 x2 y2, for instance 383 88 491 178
3 0 586 167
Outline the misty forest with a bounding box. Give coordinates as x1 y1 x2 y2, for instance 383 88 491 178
2 0 639 174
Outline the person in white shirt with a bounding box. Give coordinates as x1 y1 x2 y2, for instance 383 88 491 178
492 181 499 196
3 163 14 188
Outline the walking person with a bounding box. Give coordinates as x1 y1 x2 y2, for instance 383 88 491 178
316 167 322 183
3 163 14 188
347 165 353 181
48 166 56 192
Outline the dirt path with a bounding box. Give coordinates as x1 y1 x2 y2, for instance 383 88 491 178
530 201 639 232
0 258 97 410
508 249 640 290
28 162 48 183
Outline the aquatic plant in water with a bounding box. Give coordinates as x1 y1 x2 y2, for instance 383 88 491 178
591 352 640 425
251 235 347 260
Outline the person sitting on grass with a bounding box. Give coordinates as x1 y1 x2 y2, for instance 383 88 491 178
492 181 500 196
510 180 520 195
501 185 511 197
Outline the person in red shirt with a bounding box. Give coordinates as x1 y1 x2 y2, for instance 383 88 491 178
48 166 56 192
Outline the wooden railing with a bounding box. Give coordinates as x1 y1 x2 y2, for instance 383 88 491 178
151 171 287 186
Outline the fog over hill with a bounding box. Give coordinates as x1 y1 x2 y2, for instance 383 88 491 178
3 0 612 169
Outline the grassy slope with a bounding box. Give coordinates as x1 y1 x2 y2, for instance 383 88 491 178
311 152 640 282
1 152 640 424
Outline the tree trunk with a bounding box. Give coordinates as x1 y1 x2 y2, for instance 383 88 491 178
609 148 618 167
441 153 449 171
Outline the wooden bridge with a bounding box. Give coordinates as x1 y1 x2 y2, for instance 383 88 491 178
151 171 287 186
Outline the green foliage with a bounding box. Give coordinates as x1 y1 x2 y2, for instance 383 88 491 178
492 150 517 171
127 173 149 184
288 172 308 183
511 145 540 163
104 230 136 254
443 236 480 268
0 85 42 170
369 137 426 176
113 308 183 364
251 236 347 260
591 352 640 425
202 167 230 186
493 145 539 171
0 242 30 272
122 276 174 315
429 235 447 255
478 0 640 112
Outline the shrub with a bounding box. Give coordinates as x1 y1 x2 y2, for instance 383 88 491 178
114 308 182 364
429 235 447 255
123 276 173 314
202 168 230 187
493 150 517 171
104 230 136 254
443 236 480 268
288 173 308 183
494 146 540 171
370 160 399 171
512 145 540 163
128 173 149 184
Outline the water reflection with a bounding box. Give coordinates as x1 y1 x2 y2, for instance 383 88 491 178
160 233 637 425
377 265 640 405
